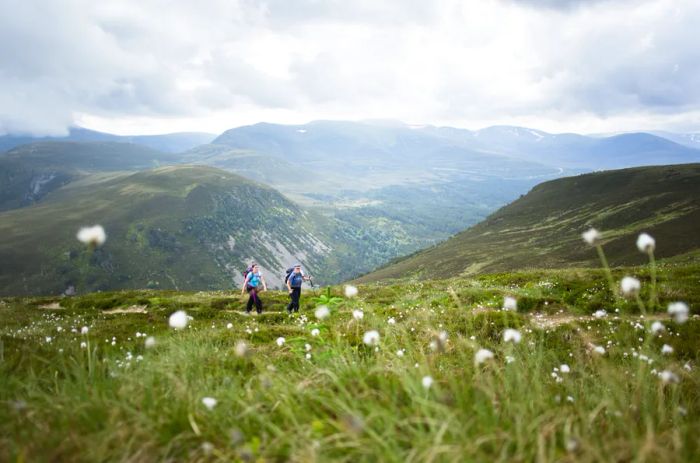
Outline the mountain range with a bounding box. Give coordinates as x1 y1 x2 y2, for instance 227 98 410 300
1 120 699 294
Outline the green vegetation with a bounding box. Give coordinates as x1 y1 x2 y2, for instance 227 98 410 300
358 164 700 283
1 264 698 461
0 165 422 295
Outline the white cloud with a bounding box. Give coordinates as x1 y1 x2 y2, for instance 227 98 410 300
1 0 699 135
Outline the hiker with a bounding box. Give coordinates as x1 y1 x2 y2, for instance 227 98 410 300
241 264 267 314
285 263 311 313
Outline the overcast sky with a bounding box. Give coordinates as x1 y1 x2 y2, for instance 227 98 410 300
1 0 699 136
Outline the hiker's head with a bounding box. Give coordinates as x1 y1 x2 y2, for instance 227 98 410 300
252 264 259 272
294 264 302 273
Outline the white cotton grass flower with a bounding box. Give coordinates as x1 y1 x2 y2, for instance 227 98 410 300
396 349 405 357
658 370 679 384
592 345 606 355
305 343 312 352
668 302 689 324
81 326 89 335
144 336 156 348
582 228 602 245
560 364 571 373
201 397 218 410
650 321 665 334
620 277 641 297
636 233 656 253
169 310 189 329
363 330 380 346
502 328 522 343
80 341 87 349
593 310 607 319
387 317 396 325
275 337 286 347
503 297 517 311
315 305 330 320
234 341 248 357
421 376 434 389
474 348 494 365
76 225 107 247
344 285 358 298
352 310 364 320
226 323 233 329
661 344 674 355
311 328 320 337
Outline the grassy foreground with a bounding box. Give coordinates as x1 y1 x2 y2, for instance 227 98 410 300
1 264 699 462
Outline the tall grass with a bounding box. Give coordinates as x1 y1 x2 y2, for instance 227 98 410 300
1 268 698 461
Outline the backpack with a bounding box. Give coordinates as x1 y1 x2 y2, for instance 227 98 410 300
284 267 295 284
242 265 254 278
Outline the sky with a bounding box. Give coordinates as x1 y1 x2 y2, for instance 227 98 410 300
1 0 699 136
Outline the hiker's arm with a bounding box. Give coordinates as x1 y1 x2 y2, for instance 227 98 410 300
261 276 267 291
286 280 292 293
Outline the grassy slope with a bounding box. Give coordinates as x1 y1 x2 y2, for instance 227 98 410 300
0 264 698 461
0 165 333 295
357 163 700 283
0 141 181 211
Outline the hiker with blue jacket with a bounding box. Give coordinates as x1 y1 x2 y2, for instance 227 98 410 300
241 264 267 314
285 264 311 313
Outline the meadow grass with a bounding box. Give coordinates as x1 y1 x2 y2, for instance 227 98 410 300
1 265 698 462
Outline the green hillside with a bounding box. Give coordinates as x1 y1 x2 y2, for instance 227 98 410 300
0 165 407 296
357 164 700 283
0 141 180 211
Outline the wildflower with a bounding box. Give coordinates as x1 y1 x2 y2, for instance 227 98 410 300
503 297 517 311
363 330 380 346
421 376 433 389
77 225 107 247
560 364 571 373
315 305 330 320
80 341 87 349
305 353 311 360
311 328 320 337
661 344 674 355
387 317 396 325
592 345 606 355
582 228 602 245
169 310 189 329
620 277 640 297
505 355 515 364
352 310 364 320
234 341 248 357
650 321 664 334
593 310 606 318
305 343 312 352
658 370 679 384
144 336 156 348
201 397 218 410
275 337 286 347
45 336 52 343
668 302 689 324
475 348 494 365
81 326 89 335
396 349 405 357
344 285 358 298
636 233 655 253
503 328 522 343
226 323 233 329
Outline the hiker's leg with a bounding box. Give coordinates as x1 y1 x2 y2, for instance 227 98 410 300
251 288 262 313
246 288 254 313
292 288 301 312
286 294 294 313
